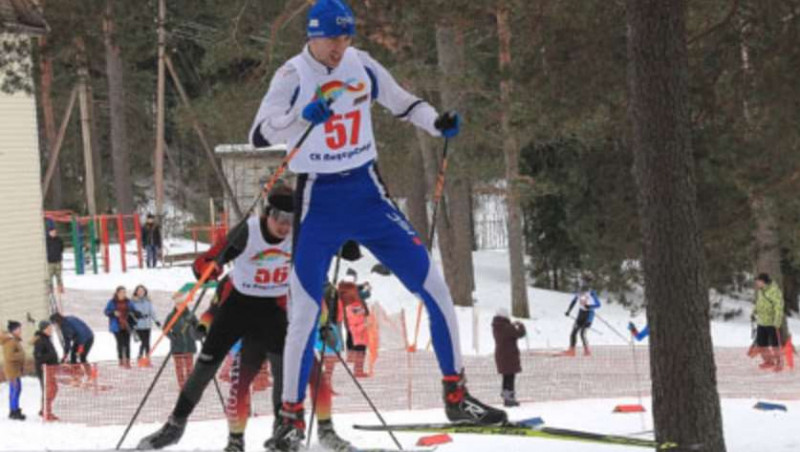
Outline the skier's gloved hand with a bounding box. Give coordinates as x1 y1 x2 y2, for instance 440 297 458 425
627 322 636 332
564 311 570 317
302 98 334 126
434 111 460 138
319 324 338 349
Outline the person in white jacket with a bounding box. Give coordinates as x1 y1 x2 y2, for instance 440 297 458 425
252 1 506 450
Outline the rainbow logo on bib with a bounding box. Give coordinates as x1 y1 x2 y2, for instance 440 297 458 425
314 78 365 102
251 248 291 263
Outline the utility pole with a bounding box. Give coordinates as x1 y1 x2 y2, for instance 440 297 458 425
76 38 97 217
154 0 166 220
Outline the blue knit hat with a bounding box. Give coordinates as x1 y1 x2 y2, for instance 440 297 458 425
307 0 355 39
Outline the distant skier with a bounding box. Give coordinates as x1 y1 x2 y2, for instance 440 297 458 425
627 322 649 341
564 284 601 356
492 308 526 407
251 1 505 448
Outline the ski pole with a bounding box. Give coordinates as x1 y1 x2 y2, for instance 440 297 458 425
593 312 631 344
331 346 404 450
307 249 343 448
410 137 451 350
115 286 211 450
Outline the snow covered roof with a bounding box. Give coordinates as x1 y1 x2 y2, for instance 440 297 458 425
0 0 48 35
214 143 287 157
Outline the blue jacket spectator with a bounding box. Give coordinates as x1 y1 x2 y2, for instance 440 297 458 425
50 313 94 364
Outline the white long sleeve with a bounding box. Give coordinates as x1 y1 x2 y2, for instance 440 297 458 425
248 63 306 148
355 50 442 137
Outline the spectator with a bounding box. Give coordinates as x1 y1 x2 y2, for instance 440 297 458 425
754 273 784 371
339 276 370 378
564 283 602 356
132 284 160 367
165 293 198 388
492 308 526 407
45 226 65 294
2 321 26 420
49 313 94 379
32 321 59 420
142 214 163 268
105 285 136 368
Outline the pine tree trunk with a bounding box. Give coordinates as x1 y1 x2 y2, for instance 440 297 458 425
104 1 135 215
750 195 782 282
627 1 726 451
37 35 63 209
435 22 475 307
497 0 530 319
86 77 107 213
738 19 782 285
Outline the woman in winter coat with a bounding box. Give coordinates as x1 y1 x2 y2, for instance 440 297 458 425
105 285 136 368
32 321 59 420
2 321 26 420
492 308 526 407
164 294 198 388
131 284 160 366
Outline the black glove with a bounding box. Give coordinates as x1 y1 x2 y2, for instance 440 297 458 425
564 311 571 317
319 324 338 349
434 111 460 138
195 323 208 339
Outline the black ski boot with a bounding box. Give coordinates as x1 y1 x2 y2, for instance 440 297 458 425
264 402 305 452
224 433 245 452
443 373 507 425
9 409 26 421
136 415 187 450
317 419 353 451
502 390 520 408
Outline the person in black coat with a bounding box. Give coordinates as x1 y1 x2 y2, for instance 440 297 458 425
32 321 60 420
142 214 163 268
492 308 526 407
45 227 65 293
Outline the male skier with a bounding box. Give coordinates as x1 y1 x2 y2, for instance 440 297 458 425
250 1 506 449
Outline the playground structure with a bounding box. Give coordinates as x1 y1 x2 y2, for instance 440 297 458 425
45 211 143 275
44 211 231 274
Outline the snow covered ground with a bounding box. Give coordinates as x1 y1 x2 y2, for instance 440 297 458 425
2 244 798 450
1 377 797 451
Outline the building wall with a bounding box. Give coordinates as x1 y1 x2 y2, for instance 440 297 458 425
215 144 289 225
0 33 49 370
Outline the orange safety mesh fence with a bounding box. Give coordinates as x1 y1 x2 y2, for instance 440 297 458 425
43 305 800 426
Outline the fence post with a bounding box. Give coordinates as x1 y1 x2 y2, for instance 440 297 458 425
70 215 84 275
117 214 127 272
132 214 144 269
406 351 413 411
101 215 110 273
88 217 98 274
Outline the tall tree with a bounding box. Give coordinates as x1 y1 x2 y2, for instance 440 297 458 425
103 0 135 215
496 0 529 318
627 1 726 450
434 21 476 307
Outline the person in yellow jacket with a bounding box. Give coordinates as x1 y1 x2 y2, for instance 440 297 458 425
754 273 784 371
2 320 26 420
